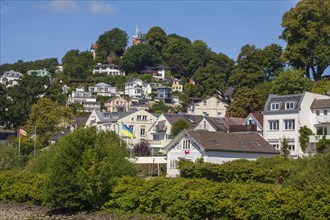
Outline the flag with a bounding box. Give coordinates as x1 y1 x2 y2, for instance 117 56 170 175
18 128 27 136
122 124 134 139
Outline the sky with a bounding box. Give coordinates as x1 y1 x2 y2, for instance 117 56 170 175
0 0 299 65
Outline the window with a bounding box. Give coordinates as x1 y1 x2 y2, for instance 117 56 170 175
247 119 256 125
203 112 209 116
182 140 191 150
165 134 172 140
272 144 280 150
140 126 146 136
129 125 134 132
217 112 222 116
316 110 320 115
285 102 294 109
153 134 160 140
142 115 147 121
268 120 279 131
284 119 295 130
170 160 177 169
288 144 295 151
317 126 328 135
324 110 328 115
137 115 142 121
203 100 207 106
271 103 280 110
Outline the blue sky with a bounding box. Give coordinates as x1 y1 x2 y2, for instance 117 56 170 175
0 0 298 65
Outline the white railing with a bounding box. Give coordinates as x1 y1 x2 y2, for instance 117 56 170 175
316 115 330 123
309 135 330 143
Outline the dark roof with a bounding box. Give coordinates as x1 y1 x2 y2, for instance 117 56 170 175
205 117 245 132
163 113 203 128
187 130 279 154
310 99 330 109
264 93 304 113
95 63 121 68
50 127 71 142
71 116 89 127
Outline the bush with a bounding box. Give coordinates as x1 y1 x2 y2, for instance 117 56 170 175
44 127 137 210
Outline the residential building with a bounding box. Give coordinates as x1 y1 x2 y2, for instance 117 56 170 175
104 96 129 112
125 78 151 99
165 130 280 177
85 110 132 131
149 113 204 153
67 87 100 112
132 26 144 45
129 98 149 111
0 70 23 87
92 63 125 76
172 79 183 93
188 96 228 117
88 82 116 97
308 98 330 152
230 111 264 135
27 69 51 78
194 117 245 132
263 92 329 157
153 86 172 103
143 65 171 80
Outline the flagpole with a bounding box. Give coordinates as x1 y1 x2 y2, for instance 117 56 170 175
18 133 21 156
33 125 36 157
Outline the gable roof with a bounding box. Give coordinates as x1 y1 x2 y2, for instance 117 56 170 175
185 130 279 154
243 112 263 129
204 117 245 132
310 99 330 109
163 113 203 128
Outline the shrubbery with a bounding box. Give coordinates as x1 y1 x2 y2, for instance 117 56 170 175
178 156 295 183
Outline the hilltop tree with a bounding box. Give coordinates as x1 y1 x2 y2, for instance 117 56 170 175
280 0 330 80
270 69 313 95
260 44 284 80
96 28 128 63
120 44 162 73
62 49 94 79
145 26 168 55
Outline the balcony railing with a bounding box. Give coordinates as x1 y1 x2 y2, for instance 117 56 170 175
309 135 330 143
316 115 330 124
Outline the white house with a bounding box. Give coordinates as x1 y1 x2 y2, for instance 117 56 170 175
125 78 151 99
263 92 329 157
27 68 51 78
164 130 280 177
144 65 171 80
308 98 330 152
93 63 125 76
0 70 23 87
188 96 228 117
67 87 100 112
88 82 117 97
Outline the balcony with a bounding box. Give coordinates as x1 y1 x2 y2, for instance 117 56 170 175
153 125 167 132
316 115 330 124
309 135 330 143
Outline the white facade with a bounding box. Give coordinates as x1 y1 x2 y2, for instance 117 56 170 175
165 130 279 177
0 70 23 87
88 82 116 97
188 96 228 117
93 64 125 76
263 92 329 157
125 78 151 99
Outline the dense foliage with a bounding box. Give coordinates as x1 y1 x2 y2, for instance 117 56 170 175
170 119 190 137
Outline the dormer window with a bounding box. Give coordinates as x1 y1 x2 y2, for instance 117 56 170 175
285 102 294 110
271 103 280 110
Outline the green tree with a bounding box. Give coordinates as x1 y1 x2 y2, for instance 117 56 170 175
133 141 151 156
311 79 330 95
226 87 262 118
24 98 72 148
179 93 190 112
62 49 94 79
299 126 314 152
44 127 137 210
145 26 168 55
5 75 50 128
228 44 265 88
96 28 128 63
171 119 190 137
150 101 173 114
316 136 330 153
120 44 162 73
270 69 313 95
280 138 290 158
260 44 284 80
280 0 330 80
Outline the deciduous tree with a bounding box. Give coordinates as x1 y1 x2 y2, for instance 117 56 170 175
171 119 190 137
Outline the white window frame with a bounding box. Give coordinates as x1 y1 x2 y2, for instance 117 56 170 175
268 120 279 131
285 102 294 110
271 103 280 110
283 119 295 130
182 139 191 150
170 160 177 169
140 126 146 136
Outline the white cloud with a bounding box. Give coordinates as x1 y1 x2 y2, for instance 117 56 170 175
43 0 80 13
89 1 115 13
